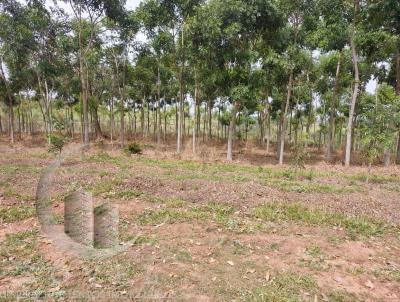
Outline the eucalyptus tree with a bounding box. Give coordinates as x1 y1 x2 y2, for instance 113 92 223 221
195 0 282 161
309 0 349 162
61 0 126 146
0 0 35 143
104 15 138 147
138 3 174 144
343 0 362 166
366 0 400 164
358 84 399 169
276 0 318 165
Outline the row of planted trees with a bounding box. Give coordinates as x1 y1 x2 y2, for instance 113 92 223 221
0 0 400 166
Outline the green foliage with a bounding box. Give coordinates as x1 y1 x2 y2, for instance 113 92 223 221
124 142 142 155
290 143 309 170
358 84 399 165
47 134 65 155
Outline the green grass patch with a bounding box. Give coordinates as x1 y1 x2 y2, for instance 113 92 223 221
267 179 364 193
105 189 143 200
373 267 400 282
0 230 38 260
3 188 34 202
0 206 35 223
137 202 234 226
343 173 399 184
135 157 327 183
327 290 361 302
253 203 388 238
137 207 208 225
90 178 125 197
242 272 317 302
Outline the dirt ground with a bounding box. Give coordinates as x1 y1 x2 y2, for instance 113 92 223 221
1 136 400 301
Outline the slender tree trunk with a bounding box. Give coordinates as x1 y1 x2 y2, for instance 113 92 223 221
17 103 21 139
163 97 167 141
157 65 161 145
120 99 125 147
141 97 145 138
80 55 89 146
326 50 342 162
193 70 198 154
110 98 114 146
345 26 360 167
208 99 212 140
0 58 14 144
266 112 271 154
93 106 103 139
395 47 400 164
177 89 183 153
177 24 185 154
384 149 391 167
279 70 294 165
227 101 239 161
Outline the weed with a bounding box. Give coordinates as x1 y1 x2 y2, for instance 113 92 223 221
344 173 398 184
124 143 142 155
253 203 387 238
267 179 363 193
327 290 360 302
242 272 317 302
0 206 35 223
373 267 400 282
91 178 124 197
176 249 192 262
105 189 143 200
48 134 65 155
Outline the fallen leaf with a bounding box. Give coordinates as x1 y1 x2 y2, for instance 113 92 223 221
365 280 374 289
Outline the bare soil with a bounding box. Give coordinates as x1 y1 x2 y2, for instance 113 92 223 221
1 136 400 301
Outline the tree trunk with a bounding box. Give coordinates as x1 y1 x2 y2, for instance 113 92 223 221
227 101 239 161
177 86 183 153
278 70 294 165
141 97 145 137
193 70 198 154
326 50 342 162
395 47 400 164
110 98 114 146
0 58 14 144
93 106 103 139
208 99 212 140
177 24 185 154
80 55 89 146
157 65 161 145
345 27 360 167
266 112 271 154
383 149 391 167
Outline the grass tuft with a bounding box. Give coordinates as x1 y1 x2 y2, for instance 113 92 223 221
0 206 35 223
242 272 317 302
253 203 387 238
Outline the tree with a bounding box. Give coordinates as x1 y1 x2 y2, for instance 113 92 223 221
63 0 126 147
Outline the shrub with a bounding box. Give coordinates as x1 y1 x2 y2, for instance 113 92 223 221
124 142 142 155
48 134 65 155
